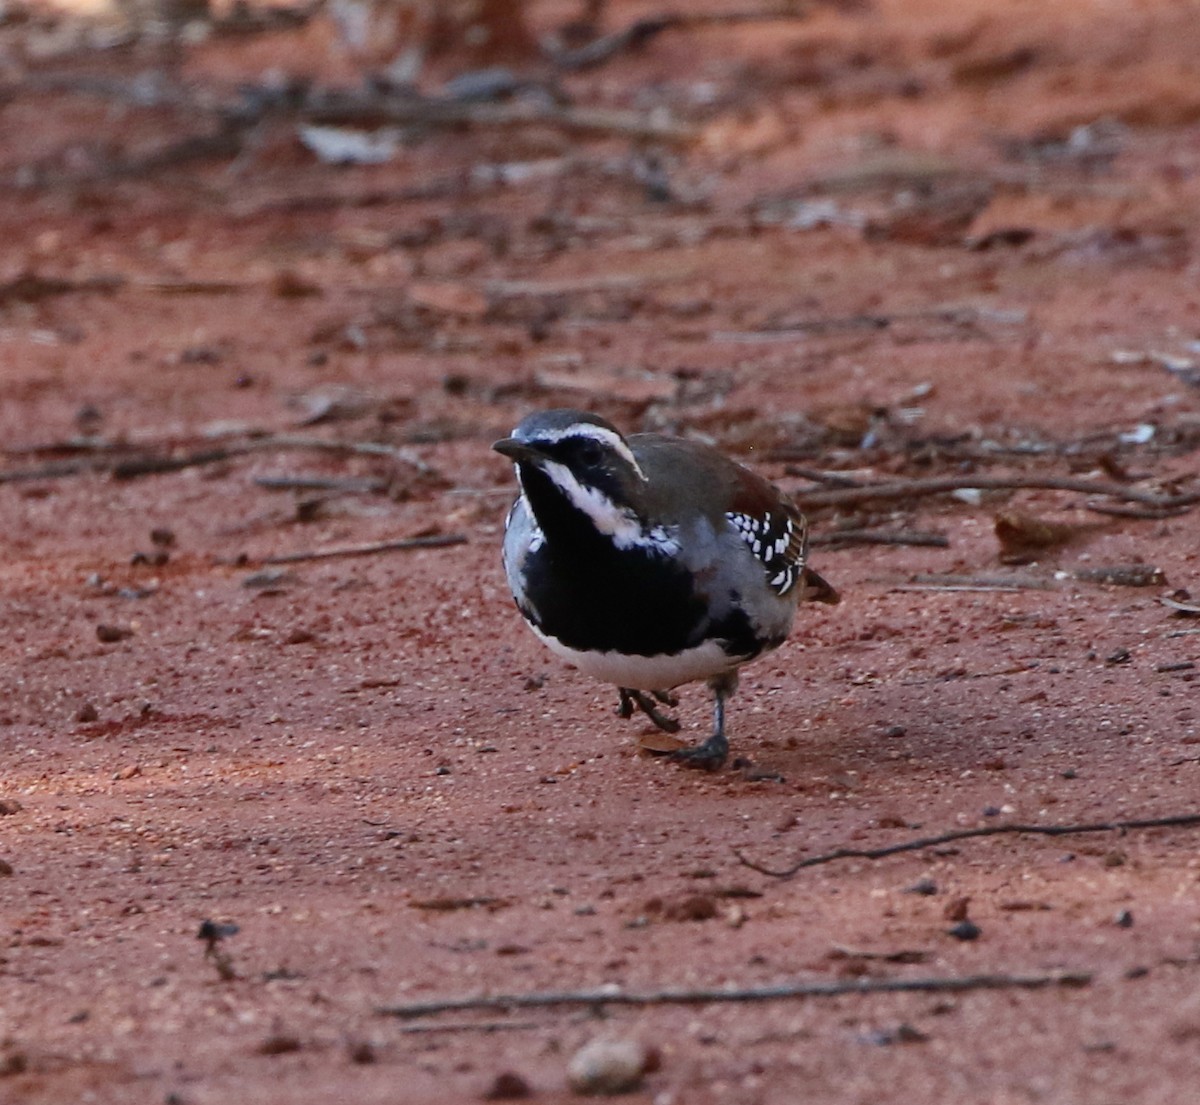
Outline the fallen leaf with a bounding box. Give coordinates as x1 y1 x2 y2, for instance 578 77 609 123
1161 590 1200 616
661 894 718 922
994 510 1087 563
409 281 489 317
298 124 401 166
943 896 971 922
636 731 688 754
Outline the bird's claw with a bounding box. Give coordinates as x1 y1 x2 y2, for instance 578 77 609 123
667 734 728 771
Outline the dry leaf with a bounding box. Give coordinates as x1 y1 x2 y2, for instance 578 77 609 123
994 510 1087 563
637 731 689 754
1161 589 1200 616
409 281 489 317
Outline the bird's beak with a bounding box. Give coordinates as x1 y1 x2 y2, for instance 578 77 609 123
493 437 541 463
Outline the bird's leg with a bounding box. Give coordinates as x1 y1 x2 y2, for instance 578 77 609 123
669 672 737 770
616 687 681 733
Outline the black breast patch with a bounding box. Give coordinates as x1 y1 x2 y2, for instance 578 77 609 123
521 540 707 657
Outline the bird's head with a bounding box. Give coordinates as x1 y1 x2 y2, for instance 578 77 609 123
494 409 649 544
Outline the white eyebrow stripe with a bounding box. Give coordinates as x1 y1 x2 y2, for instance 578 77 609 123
525 460 646 548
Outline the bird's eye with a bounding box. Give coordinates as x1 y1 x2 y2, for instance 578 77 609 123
575 440 605 467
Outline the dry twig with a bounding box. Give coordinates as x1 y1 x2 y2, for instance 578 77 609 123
302 93 694 144
0 433 433 484
254 474 390 494
395 1020 543 1034
377 970 1089 1019
0 459 92 484
552 5 811 71
893 573 1055 592
262 534 466 565
736 814 1200 878
792 474 1200 512
811 529 949 549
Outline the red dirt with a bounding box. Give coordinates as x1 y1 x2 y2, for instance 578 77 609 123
3 1 1200 1102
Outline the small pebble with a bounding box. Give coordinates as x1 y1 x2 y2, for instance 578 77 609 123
96 624 133 643
863 1022 929 1046
256 1034 302 1056
1114 909 1134 928
905 877 938 896
947 919 981 941
567 1038 653 1096
483 1071 533 1100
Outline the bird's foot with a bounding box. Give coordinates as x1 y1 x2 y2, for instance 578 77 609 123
617 688 681 733
667 732 728 771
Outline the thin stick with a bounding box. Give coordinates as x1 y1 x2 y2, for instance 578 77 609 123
893 573 1055 592
376 970 1090 1019
111 448 238 479
262 534 466 565
784 466 866 488
254 474 390 493
0 271 125 305
303 95 694 144
0 459 92 484
248 435 431 474
553 6 811 71
395 1020 543 1035
892 583 1046 593
735 814 1200 879
1085 502 1193 520
791 474 1200 511
14 433 435 482
811 530 949 548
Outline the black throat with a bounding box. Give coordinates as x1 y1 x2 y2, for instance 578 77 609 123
515 462 720 657
517 461 624 555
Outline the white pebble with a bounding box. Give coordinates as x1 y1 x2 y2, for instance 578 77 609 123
567 1037 650 1095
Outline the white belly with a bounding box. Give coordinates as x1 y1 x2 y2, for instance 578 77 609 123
531 625 742 690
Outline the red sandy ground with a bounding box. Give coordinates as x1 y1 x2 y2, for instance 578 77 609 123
3 1 1200 1102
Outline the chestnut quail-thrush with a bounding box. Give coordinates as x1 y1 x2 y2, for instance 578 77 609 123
494 409 838 769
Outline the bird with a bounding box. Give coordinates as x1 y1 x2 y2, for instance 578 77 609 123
493 409 838 769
